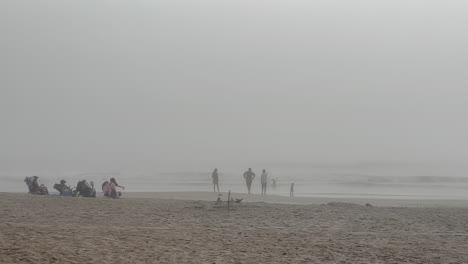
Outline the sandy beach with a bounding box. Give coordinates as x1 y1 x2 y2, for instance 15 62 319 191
1 192 468 264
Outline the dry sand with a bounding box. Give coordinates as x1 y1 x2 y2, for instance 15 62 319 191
1 192 468 263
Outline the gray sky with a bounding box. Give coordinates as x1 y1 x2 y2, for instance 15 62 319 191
1 0 468 171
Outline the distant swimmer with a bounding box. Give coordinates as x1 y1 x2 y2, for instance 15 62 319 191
243 168 256 194
260 169 268 195
212 168 219 193
272 178 277 189
290 182 294 197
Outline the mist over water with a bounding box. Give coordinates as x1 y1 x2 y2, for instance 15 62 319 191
3 162 468 199
2 0 468 199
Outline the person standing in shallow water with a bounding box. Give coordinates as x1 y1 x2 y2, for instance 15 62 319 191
212 168 219 192
260 169 268 195
290 182 294 197
243 168 256 194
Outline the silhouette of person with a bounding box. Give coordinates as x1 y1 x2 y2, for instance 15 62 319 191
55 180 72 196
243 168 256 194
30 176 48 195
290 183 294 197
212 168 219 192
260 169 268 195
31 176 40 193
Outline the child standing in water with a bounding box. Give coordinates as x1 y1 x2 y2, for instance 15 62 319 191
260 169 268 195
290 182 294 197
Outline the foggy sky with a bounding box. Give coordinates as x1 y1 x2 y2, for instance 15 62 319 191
1 0 468 171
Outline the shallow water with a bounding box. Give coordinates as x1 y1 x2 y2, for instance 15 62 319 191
2 163 468 199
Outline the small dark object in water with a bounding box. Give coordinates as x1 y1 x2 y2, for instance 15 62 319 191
234 199 243 203
365 203 373 207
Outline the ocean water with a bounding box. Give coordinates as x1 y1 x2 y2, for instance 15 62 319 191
2 163 468 199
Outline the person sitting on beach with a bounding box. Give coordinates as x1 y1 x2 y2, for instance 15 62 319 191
74 180 96 198
103 178 125 199
260 169 268 195
31 176 40 192
243 168 255 194
290 182 294 197
25 176 49 195
53 180 72 196
212 168 219 193
102 181 109 196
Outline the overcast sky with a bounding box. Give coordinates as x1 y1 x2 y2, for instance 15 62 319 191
1 0 468 171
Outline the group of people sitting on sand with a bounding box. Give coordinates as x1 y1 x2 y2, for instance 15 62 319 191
53 179 97 197
212 168 294 196
24 176 124 199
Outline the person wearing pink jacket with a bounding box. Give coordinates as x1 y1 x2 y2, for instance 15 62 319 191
103 178 125 198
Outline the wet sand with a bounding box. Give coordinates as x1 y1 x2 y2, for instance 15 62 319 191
1 192 468 263
126 191 468 207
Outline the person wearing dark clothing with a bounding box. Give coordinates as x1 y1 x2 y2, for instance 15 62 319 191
31 176 40 193
243 168 256 194
212 168 219 192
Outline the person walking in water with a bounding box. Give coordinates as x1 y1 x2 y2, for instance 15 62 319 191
243 168 256 194
212 168 219 192
290 182 295 197
260 169 268 195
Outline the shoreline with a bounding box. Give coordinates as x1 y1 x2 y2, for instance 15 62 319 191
125 191 468 207
4 191 468 207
